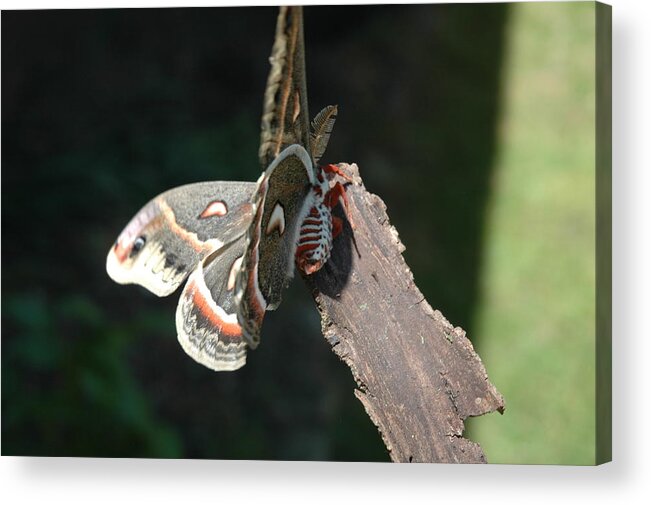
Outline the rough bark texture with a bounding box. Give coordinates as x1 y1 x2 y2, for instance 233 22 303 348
306 163 505 463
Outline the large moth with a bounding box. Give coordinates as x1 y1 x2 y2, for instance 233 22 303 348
107 7 350 371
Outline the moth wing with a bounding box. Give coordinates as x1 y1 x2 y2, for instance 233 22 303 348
259 7 311 168
107 181 256 297
176 235 249 371
235 144 315 348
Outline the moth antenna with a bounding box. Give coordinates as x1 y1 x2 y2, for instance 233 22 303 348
310 105 338 164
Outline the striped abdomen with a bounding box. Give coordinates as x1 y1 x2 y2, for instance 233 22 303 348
295 197 333 275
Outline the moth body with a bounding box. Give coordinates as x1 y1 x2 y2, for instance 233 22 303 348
295 173 334 275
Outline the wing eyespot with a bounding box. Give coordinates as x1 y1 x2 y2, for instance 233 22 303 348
130 236 146 257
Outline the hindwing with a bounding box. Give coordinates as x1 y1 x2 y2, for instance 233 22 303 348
176 236 249 371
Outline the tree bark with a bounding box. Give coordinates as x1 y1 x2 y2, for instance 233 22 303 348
306 163 505 463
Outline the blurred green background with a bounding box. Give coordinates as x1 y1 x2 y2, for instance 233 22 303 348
2 2 596 464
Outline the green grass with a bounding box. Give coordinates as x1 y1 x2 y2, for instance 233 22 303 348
467 2 596 465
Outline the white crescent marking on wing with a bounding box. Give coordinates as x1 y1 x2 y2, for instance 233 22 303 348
265 202 286 236
157 198 224 253
227 256 244 291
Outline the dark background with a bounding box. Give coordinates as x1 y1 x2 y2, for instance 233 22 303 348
2 5 508 460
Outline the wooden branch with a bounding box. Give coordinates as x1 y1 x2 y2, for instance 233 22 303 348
306 164 505 463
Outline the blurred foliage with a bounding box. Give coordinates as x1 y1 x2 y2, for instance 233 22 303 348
3 292 181 457
2 4 597 464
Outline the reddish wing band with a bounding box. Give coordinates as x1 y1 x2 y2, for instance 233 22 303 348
176 236 249 371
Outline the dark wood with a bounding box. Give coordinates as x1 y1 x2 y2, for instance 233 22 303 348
306 164 505 463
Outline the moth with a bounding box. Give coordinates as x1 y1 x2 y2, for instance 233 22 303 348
107 7 351 371
106 106 352 371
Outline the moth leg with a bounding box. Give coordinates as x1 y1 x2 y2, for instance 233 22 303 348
322 163 354 183
325 180 361 257
324 181 355 230
332 215 344 239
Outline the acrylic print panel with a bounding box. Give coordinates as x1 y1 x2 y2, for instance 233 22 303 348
1 2 610 464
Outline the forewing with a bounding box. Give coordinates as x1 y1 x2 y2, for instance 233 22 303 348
107 181 256 297
236 144 315 348
176 236 249 371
